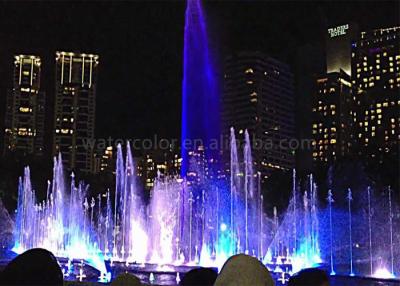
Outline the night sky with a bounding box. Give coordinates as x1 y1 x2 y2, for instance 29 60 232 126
0 1 398 148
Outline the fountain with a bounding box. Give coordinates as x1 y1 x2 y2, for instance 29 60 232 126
367 186 372 276
347 188 354 276
1 0 399 284
327 190 335 275
4 135 400 284
181 0 219 176
12 155 107 274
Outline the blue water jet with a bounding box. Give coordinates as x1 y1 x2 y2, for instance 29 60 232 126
181 0 220 176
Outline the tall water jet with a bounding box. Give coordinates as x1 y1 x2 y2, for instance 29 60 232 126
229 127 240 254
148 174 182 264
388 187 394 276
257 172 262 260
243 130 254 254
181 0 219 176
367 186 373 276
347 188 354 276
113 143 148 263
327 190 335 275
292 169 297 255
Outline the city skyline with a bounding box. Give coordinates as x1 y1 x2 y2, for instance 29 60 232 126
0 2 399 284
0 1 398 144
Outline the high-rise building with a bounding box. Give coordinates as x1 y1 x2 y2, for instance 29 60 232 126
4 55 45 155
351 27 400 162
53 52 99 173
92 145 114 174
311 23 357 166
312 71 354 163
222 51 295 180
136 149 182 190
326 23 358 75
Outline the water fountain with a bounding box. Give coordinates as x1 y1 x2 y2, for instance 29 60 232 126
4 137 400 284
367 186 372 276
1 0 399 284
327 190 335 275
347 188 354 276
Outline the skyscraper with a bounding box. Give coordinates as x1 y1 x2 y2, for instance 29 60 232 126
222 51 295 180
326 23 358 75
4 55 45 156
351 26 400 163
312 71 354 162
311 23 357 165
313 26 399 167
53 51 99 173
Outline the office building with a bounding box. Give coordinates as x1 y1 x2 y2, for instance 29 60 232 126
312 71 354 162
53 51 99 173
311 23 356 165
351 27 400 162
4 55 45 155
222 51 295 180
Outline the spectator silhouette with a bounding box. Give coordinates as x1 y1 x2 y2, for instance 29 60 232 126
288 268 329 286
180 267 217 286
214 254 275 286
111 272 142 286
0 248 63 285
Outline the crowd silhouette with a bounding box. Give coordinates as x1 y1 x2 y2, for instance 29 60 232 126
0 248 329 286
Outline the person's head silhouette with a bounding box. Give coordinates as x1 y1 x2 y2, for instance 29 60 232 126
0 248 63 285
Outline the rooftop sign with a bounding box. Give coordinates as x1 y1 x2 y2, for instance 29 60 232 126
328 24 349 38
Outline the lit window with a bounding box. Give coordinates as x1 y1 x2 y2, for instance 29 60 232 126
19 107 31 113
